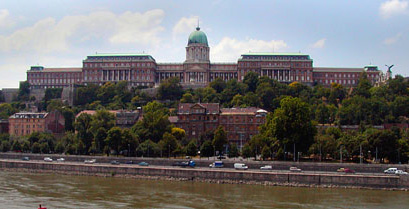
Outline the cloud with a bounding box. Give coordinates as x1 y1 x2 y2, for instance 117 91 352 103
0 9 165 53
0 9 14 28
380 0 409 19
311 38 326 49
211 37 287 62
172 16 199 37
383 33 402 44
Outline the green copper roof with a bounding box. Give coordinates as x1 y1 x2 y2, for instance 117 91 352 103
88 53 151 57
188 27 208 46
241 52 309 56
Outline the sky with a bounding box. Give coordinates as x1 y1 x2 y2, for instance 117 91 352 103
0 0 408 88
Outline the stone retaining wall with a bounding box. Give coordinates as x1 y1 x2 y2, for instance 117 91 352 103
0 160 407 189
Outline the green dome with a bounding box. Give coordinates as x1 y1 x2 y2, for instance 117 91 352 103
188 27 208 46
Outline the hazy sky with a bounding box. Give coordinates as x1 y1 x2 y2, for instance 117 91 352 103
0 0 408 88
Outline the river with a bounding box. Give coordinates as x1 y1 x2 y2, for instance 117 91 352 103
0 171 408 209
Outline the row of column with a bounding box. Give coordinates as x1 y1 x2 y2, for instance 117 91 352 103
261 69 294 82
102 70 132 81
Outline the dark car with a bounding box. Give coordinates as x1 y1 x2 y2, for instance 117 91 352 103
110 160 120 165
173 160 196 167
344 168 355 173
21 157 30 161
217 155 226 160
138 162 149 166
125 160 134 164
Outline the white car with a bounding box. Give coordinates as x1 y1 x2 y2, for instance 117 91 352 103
234 163 248 170
290 167 302 172
384 168 398 174
395 170 408 175
260 165 272 170
44 157 53 162
57 158 65 162
84 159 96 164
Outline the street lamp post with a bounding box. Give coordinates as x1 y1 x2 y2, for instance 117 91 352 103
340 145 343 164
360 144 362 164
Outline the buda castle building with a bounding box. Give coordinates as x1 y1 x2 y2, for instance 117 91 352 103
26 27 385 90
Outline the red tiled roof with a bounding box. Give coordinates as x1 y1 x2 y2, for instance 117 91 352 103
220 107 267 115
75 110 138 118
178 103 220 114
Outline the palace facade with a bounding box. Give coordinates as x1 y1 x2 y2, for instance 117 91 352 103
26 26 386 89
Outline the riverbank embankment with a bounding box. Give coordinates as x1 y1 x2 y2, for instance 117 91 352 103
1 159 408 190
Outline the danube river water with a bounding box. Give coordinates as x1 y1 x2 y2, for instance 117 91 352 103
0 171 408 209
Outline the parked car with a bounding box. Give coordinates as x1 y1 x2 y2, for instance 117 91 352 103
209 161 224 168
217 155 226 160
395 170 408 175
234 163 248 170
84 159 96 164
57 158 65 162
260 165 273 170
289 167 302 172
44 157 53 162
384 168 398 174
344 168 355 173
110 160 120 165
21 157 30 161
125 160 134 164
138 162 149 166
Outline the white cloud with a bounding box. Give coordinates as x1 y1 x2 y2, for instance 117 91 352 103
172 16 199 37
383 33 402 44
211 37 287 62
311 38 326 49
0 9 165 53
380 0 409 19
0 9 14 28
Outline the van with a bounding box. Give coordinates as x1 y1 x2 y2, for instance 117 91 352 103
384 168 398 174
234 163 248 170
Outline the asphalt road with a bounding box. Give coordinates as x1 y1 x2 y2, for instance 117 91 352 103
5 158 401 177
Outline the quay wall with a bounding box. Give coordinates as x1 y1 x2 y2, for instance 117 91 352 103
0 153 408 173
0 160 407 189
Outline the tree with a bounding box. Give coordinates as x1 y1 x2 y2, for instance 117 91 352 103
180 92 194 103
17 81 30 101
157 77 183 100
0 103 17 119
136 140 160 157
212 126 228 154
74 113 93 153
186 139 198 156
121 128 139 156
105 127 123 155
353 72 372 98
228 143 239 158
171 127 186 142
261 145 272 160
243 71 259 92
200 140 214 159
31 142 40 153
242 144 253 159
133 101 171 143
221 79 246 104
158 132 179 157
261 96 316 155
209 77 226 93
11 140 21 152
62 107 75 132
